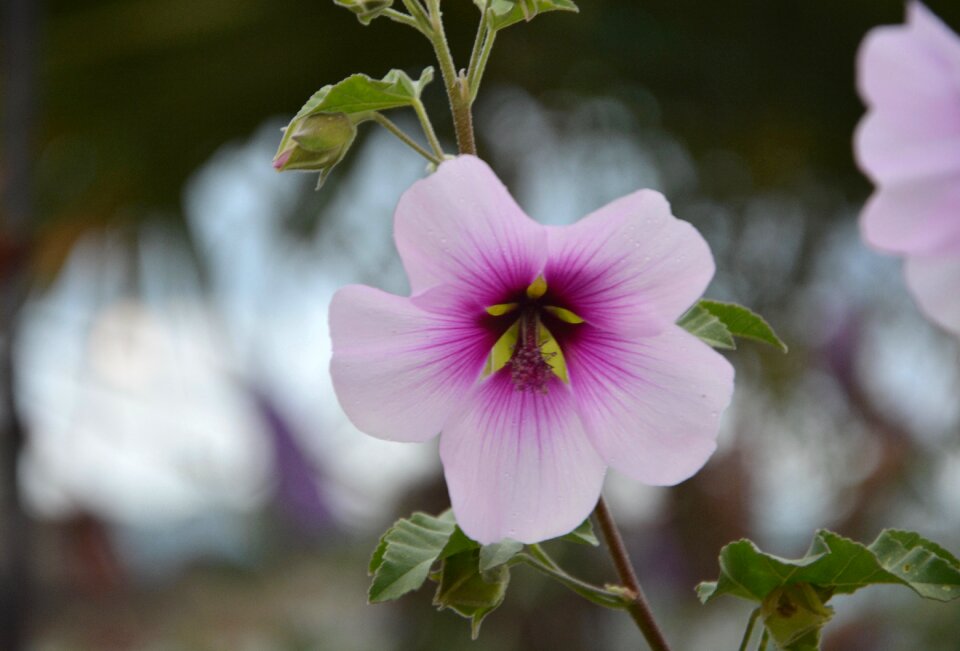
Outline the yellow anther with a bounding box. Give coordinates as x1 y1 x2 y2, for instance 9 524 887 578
544 305 585 324
485 302 519 317
526 275 548 300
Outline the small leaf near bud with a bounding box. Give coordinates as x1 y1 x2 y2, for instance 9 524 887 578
333 0 394 25
477 0 579 31
274 68 434 188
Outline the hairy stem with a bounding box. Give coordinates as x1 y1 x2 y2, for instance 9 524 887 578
380 8 422 31
400 0 431 29
371 113 442 164
467 21 497 103
465 10 488 92
425 0 477 155
594 496 673 651
739 608 761 651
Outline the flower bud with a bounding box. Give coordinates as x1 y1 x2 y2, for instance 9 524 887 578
272 113 357 183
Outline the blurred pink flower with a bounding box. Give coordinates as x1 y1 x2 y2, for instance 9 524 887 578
856 2 960 336
329 156 733 544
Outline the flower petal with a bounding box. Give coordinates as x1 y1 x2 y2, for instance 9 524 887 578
439 375 606 544
858 4 960 118
545 190 714 335
394 156 547 303
329 285 488 442
904 254 960 337
566 325 734 485
855 3 960 187
856 112 960 187
860 178 960 255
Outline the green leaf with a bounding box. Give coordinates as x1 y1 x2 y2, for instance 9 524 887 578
274 68 434 185
677 304 736 350
368 510 458 603
478 0 579 31
479 539 524 572
561 518 600 546
292 68 434 119
333 0 395 25
433 548 510 639
868 529 960 601
441 523 481 560
699 530 960 651
697 300 788 352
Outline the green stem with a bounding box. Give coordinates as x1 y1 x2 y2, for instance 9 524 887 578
467 20 497 103
465 11 488 87
757 628 770 651
381 8 422 31
526 543 563 571
517 551 627 610
371 113 442 164
401 0 433 34
424 0 477 155
412 98 445 158
594 496 673 651
739 609 761 651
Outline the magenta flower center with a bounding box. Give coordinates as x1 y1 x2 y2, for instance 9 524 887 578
483 276 583 394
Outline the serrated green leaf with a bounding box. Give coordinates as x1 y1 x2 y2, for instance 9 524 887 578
698 529 960 649
369 532 389 574
677 304 736 350
479 539 524 572
333 0 394 25
697 529 960 603
292 68 434 120
368 510 458 603
697 300 788 352
561 518 599 546
274 68 433 184
698 530 904 605
478 0 579 31
868 529 960 601
433 548 510 639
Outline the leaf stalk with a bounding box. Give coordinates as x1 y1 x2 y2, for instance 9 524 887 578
371 112 442 164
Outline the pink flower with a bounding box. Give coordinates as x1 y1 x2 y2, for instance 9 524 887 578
330 156 734 544
856 2 960 336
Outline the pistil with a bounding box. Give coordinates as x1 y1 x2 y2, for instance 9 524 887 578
508 309 556 394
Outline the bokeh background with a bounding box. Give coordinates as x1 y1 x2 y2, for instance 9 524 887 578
2 0 960 649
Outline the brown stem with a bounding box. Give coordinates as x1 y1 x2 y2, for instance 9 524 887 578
425 0 477 155
594 496 673 651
